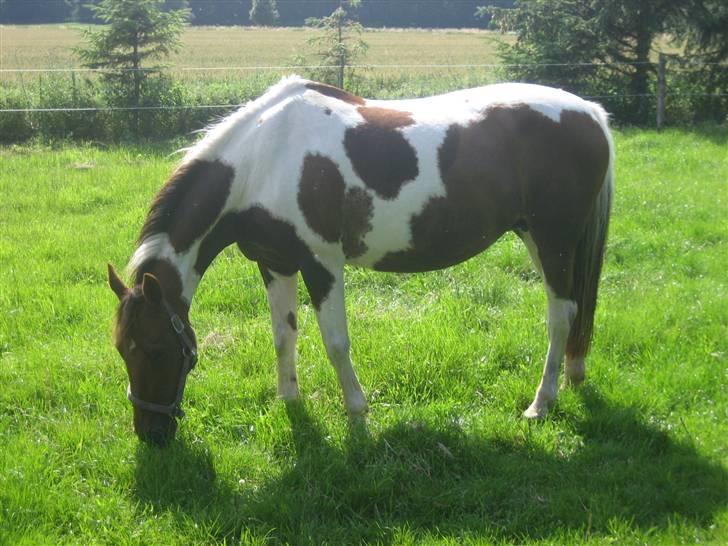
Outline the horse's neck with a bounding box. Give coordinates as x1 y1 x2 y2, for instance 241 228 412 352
130 78 310 305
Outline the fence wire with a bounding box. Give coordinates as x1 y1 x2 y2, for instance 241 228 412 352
1 60 725 114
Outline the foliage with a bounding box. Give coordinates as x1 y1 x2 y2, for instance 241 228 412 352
304 0 369 88
478 0 728 125
76 0 190 123
249 0 279 26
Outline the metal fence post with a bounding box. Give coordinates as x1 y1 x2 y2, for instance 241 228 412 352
657 53 666 129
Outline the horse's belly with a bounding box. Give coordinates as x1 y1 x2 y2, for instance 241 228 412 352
370 223 505 273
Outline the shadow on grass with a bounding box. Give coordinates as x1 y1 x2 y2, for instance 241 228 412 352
133 390 727 543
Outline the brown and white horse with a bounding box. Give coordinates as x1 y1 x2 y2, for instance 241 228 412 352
108 76 613 445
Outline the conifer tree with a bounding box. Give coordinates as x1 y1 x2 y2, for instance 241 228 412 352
306 0 368 89
78 0 190 108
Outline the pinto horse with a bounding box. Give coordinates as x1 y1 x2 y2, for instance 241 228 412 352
108 76 613 445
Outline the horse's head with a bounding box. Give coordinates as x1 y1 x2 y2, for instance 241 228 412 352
107 264 197 447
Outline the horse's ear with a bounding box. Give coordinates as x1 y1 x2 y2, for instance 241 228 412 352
141 273 163 305
108 263 130 301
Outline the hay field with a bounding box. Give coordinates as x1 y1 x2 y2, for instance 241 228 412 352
0 24 509 74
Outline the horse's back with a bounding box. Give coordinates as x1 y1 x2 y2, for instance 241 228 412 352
235 79 612 273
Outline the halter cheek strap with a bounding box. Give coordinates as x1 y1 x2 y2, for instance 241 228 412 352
126 300 198 419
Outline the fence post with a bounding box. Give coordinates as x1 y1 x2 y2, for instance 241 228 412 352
656 53 666 129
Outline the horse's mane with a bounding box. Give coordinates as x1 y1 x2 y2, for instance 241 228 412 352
137 161 199 246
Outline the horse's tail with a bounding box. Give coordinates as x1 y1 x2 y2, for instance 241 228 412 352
566 106 614 359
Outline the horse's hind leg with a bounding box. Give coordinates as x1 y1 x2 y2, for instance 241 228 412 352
520 233 577 419
302 264 368 415
563 355 585 387
260 266 299 400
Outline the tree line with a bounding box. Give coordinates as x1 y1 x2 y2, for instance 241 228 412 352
0 0 513 28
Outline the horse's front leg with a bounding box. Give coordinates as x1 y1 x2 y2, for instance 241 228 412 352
259 265 299 401
302 263 368 415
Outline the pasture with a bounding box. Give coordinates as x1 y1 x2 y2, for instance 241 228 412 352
0 123 726 543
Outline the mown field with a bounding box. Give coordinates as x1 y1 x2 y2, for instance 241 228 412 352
1 118 727 544
0 25 505 73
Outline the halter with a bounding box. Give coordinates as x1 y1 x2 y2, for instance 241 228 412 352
126 299 198 419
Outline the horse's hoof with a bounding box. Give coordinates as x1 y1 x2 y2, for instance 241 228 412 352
523 403 549 420
346 398 369 416
562 374 585 389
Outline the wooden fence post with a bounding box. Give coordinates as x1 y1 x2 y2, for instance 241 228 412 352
657 53 667 129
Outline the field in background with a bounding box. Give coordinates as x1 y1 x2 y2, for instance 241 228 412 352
0 25 507 75
0 25 512 142
0 128 726 543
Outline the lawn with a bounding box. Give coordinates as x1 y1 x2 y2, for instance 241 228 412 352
0 122 726 544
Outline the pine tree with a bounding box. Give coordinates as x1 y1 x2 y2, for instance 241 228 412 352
305 0 368 89
77 0 190 109
249 0 279 26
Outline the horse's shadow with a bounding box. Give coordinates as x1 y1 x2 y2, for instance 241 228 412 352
133 390 727 543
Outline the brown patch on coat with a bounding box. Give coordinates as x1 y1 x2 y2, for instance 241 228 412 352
306 82 365 106
138 159 235 253
344 109 419 200
356 106 415 130
375 105 610 295
297 155 374 258
287 312 297 331
342 187 374 259
298 154 346 243
194 206 334 310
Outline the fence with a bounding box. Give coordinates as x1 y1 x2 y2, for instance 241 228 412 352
1 59 725 141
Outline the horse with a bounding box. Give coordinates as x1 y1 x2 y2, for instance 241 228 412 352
108 75 613 446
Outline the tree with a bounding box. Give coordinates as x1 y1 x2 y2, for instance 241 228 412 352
77 0 190 109
478 1 727 124
249 0 279 26
305 0 368 89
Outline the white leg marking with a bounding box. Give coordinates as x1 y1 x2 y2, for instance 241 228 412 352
524 289 577 419
313 268 368 415
264 272 299 400
521 231 584 391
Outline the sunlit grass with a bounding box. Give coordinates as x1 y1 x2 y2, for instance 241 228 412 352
0 127 726 543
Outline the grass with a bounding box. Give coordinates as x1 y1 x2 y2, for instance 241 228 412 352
0 122 726 543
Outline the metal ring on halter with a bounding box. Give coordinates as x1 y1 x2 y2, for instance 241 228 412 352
126 299 198 419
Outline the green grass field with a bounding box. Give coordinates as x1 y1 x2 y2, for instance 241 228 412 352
1 122 726 543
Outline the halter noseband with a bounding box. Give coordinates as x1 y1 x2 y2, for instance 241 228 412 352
126 299 198 419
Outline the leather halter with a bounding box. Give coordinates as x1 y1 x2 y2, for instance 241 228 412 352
126 299 198 419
